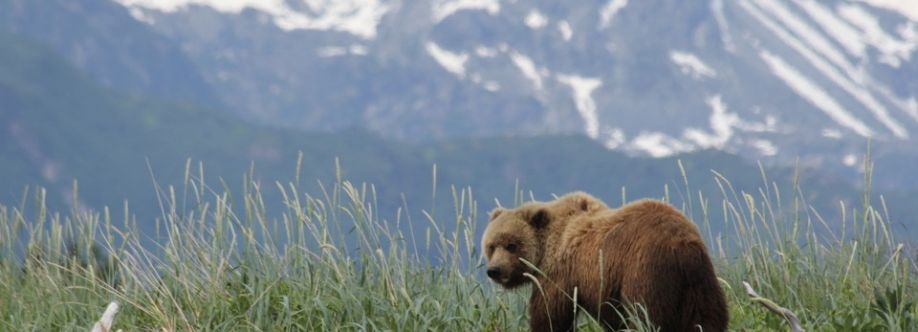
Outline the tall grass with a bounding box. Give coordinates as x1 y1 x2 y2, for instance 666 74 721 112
706 159 918 332
0 159 915 331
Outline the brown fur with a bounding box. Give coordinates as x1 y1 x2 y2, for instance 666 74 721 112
482 192 728 332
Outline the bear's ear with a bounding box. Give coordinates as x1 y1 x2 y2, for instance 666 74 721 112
489 208 505 221
528 209 550 228
565 192 606 212
579 199 590 211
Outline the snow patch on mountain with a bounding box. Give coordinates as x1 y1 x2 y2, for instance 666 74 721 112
843 153 859 166
114 0 390 39
318 46 347 57
678 95 780 155
557 21 573 41
602 127 626 149
599 0 629 29
669 51 717 80
475 46 498 58
823 128 843 139
469 73 501 91
511 52 545 90
350 44 368 55
426 42 469 78
743 0 909 138
127 7 156 24
115 0 281 14
629 132 692 158
759 50 874 138
432 0 500 22
317 44 368 57
483 81 501 92
855 0 918 22
710 0 736 52
838 4 918 68
8 122 61 183
794 0 866 58
684 96 745 149
750 139 778 156
752 0 857 79
874 84 918 122
556 74 602 139
525 10 549 29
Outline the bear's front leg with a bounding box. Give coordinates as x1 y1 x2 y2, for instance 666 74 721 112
529 286 575 332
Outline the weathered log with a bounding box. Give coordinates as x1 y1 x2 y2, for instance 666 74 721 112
90 301 122 332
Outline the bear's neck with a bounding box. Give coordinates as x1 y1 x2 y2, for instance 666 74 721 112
537 217 575 271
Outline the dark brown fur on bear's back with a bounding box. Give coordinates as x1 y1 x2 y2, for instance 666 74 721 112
582 200 728 331
484 194 727 332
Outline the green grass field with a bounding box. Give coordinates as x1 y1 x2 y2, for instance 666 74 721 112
1 160 915 331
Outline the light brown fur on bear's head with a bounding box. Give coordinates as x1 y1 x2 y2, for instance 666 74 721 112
481 192 607 289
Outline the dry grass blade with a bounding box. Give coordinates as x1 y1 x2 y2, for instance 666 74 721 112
743 281 804 332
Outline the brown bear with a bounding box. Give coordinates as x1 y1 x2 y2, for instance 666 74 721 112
481 192 727 332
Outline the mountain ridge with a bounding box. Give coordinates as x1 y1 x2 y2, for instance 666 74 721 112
102 0 918 165
7 28 916 242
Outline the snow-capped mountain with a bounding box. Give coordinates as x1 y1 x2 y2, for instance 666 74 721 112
43 1 918 170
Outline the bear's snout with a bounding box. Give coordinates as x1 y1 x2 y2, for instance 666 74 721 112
486 267 501 280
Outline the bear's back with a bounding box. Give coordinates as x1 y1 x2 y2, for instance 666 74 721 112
551 199 726 330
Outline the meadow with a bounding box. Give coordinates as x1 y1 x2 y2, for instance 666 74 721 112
1 159 915 331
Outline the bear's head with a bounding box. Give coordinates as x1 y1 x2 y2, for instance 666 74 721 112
481 192 606 289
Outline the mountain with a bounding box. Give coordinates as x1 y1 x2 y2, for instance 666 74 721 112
6 29 916 244
100 0 918 175
0 0 221 107
1 0 915 189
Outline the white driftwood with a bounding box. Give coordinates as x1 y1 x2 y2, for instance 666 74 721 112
743 281 805 332
91 301 122 332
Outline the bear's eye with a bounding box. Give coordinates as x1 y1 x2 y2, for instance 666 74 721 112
505 243 518 253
